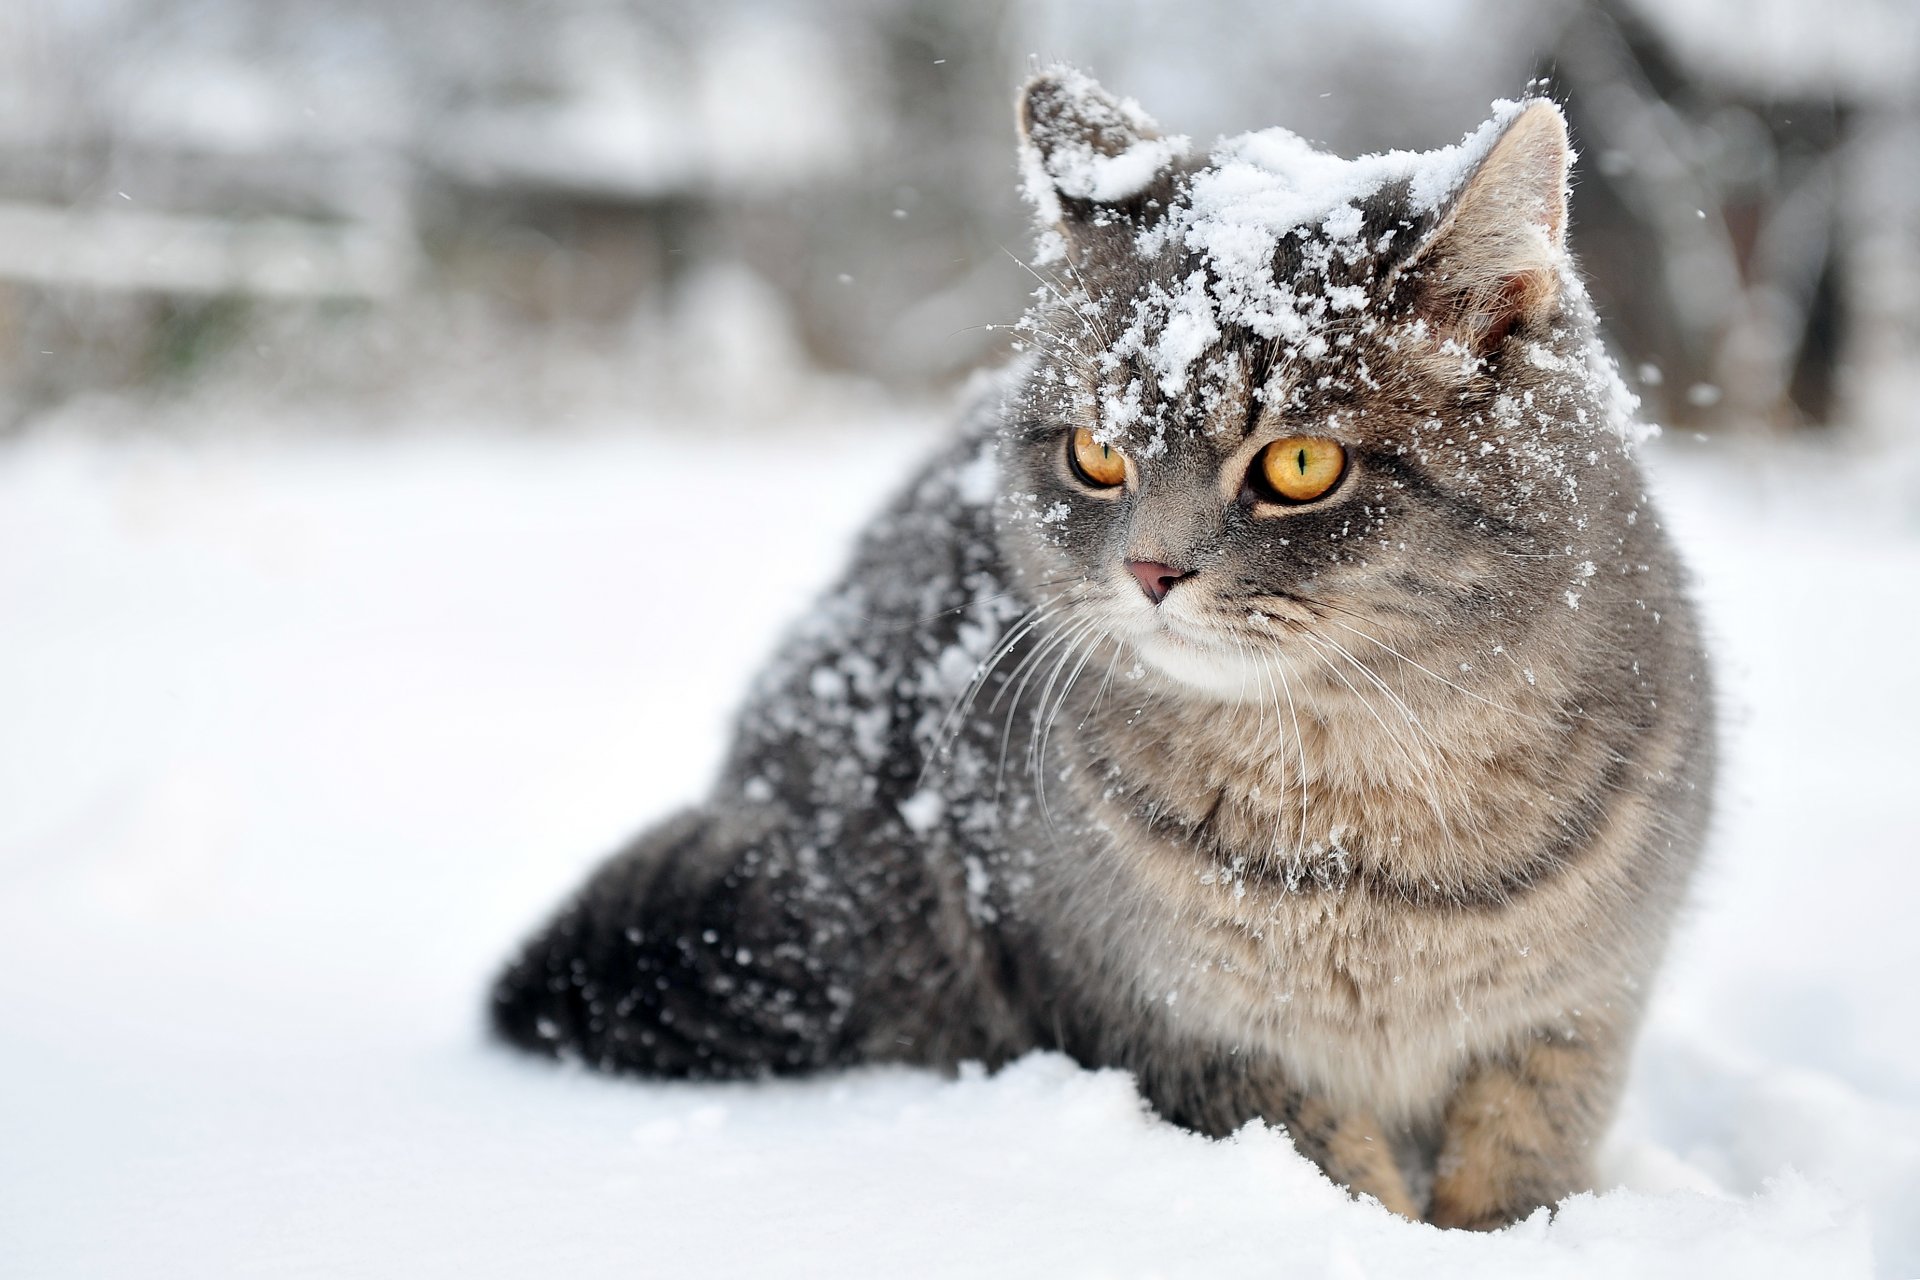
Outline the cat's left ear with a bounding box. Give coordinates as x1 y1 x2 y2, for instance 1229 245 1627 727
1018 68 1187 259
1400 101 1572 357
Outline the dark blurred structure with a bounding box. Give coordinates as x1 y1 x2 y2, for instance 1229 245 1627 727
0 0 1913 431
1546 0 1919 430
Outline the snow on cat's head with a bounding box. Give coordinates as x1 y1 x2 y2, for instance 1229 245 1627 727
997 68 1650 701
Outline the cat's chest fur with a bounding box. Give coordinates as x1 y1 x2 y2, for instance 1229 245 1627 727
1027 656 1644 1121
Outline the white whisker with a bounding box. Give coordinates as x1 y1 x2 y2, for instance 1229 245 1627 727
996 616 1099 797
1319 610 1558 727
1271 648 1311 860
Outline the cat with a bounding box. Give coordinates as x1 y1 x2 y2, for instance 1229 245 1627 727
489 68 1715 1230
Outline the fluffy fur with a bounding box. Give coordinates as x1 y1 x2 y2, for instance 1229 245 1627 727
489 71 1714 1229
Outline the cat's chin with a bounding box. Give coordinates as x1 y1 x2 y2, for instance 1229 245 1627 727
1129 624 1276 702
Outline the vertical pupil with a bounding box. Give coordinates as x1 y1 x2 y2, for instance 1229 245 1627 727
1296 447 1308 475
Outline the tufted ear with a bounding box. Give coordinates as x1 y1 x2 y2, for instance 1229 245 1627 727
1403 100 1572 357
1018 68 1187 259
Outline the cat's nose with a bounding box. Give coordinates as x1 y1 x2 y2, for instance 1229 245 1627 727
1127 560 1191 604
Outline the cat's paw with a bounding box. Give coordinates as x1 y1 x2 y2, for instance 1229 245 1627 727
1424 1193 1542 1232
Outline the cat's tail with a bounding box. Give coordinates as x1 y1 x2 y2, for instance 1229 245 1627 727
488 808 853 1079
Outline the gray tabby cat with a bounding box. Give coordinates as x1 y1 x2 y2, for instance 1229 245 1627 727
490 70 1714 1229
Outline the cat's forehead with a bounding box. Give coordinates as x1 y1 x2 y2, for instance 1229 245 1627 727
1042 122 1519 445
1074 339 1381 465
1065 266 1404 460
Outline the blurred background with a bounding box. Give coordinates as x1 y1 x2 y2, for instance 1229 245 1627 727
2 0 1916 438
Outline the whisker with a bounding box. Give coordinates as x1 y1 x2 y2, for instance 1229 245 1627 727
1293 630 1456 835
1297 627 1441 754
999 244 1104 347
873 574 1084 634
1080 641 1125 728
995 616 1098 797
918 575 1095 791
1231 634 1264 737
1270 649 1311 860
1246 646 1291 876
920 602 1055 780
1052 255 1115 348
990 607 1083 716
1027 622 1090 773
1317 609 1560 728
1032 627 1108 830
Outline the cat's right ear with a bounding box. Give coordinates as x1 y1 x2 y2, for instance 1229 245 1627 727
1396 100 1572 359
1018 68 1187 261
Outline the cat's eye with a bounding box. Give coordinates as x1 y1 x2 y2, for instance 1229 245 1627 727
1068 428 1128 489
1251 437 1347 504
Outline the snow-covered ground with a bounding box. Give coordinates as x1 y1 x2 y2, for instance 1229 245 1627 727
1 404 1915 1278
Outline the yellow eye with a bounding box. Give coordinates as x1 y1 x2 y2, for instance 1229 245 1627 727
1068 428 1128 489
1254 436 1347 503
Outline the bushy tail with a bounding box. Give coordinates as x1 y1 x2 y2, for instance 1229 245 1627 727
488 809 857 1079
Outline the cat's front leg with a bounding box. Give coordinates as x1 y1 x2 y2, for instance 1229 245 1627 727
1135 1060 1417 1217
1426 1022 1624 1229
1286 1094 1421 1219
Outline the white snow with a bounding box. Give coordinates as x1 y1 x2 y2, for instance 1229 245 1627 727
0 413 1915 1278
1020 66 1192 231
897 788 945 835
1031 88 1551 434
1156 101 1524 353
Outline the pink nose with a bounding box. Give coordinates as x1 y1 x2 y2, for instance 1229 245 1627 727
1127 560 1190 604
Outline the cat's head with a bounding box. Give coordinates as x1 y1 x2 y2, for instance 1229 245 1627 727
996 69 1647 701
